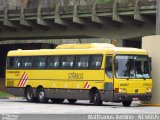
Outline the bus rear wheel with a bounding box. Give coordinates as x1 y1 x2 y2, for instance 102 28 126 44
122 101 132 107
37 88 48 103
25 87 35 102
68 99 77 104
51 98 64 103
93 91 102 106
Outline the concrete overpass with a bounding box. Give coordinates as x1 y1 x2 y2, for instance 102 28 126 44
0 0 157 79
0 0 156 40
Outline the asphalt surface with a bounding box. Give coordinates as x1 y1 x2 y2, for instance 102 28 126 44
0 98 160 120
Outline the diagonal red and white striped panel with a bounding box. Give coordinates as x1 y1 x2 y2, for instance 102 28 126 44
18 72 28 87
84 82 90 89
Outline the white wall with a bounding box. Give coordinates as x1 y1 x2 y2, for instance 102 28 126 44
142 35 160 104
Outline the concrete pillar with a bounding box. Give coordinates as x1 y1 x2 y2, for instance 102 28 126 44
142 35 160 105
156 0 160 35
111 39 123 47
116 39 123 47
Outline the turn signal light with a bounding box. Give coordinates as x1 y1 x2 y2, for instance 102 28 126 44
119 88 126 93
114 88 119 93
146 88 152 93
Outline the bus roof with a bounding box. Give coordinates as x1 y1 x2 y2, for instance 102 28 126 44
56 43 115 49
7 43 148 56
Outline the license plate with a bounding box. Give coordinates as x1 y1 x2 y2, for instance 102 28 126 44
132 98 139 101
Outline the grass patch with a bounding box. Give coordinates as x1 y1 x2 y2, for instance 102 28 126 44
0 91 13 98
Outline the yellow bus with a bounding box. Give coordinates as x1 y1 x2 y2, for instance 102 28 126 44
5 43 152 106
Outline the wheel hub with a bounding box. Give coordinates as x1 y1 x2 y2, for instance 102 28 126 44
27 91 33 100
39 92 44 100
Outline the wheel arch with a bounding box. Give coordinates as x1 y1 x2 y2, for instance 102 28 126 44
36 85 44 89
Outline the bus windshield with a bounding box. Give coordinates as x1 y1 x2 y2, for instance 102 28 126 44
115 55 151 79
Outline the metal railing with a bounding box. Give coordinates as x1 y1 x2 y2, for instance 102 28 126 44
96 1 113 13
117 0 135 11
59 0 74 14
138 0 156 9
78 0 93 14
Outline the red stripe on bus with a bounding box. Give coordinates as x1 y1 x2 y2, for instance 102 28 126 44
86 84 90 89
20 75 28 87
84 82 90 89
18 72 26 86
19 73 27 87
22 76 28 87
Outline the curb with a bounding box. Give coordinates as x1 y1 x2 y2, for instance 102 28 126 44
0 97 24 99
0 97 9 99
141 104 160 107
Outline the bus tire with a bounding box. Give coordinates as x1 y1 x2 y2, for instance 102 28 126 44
51 98 64 103
68 99 77 104
93 91 102 106
122 101 132 107
25 87 35 102
37 88 48 103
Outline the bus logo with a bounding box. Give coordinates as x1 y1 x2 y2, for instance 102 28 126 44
18 72 28 87
84 82 90 89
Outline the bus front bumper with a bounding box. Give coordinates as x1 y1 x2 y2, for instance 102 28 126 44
114 93 152 102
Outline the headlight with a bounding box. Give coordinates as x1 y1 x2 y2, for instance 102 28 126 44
119 88 126 93
146 88 152 92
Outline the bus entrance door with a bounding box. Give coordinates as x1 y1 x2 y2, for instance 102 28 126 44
104 55 114 101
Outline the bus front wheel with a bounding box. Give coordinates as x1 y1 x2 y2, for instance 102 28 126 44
25 87 35 102
93 91 102 106
68 99 77 104
122 101 132 107
37 88 48 103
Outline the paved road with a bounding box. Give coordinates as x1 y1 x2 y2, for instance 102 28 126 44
0 98 160 114
0 98 160 120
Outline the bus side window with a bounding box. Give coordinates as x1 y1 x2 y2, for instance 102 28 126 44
61 56 74 69
35 56 46 69
47 56 60 69
21 57 34 69
14 57 21 68
90 55 102 69
106 56 113 78
7 57 21 69
7 57 14 69
75 55 89 69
